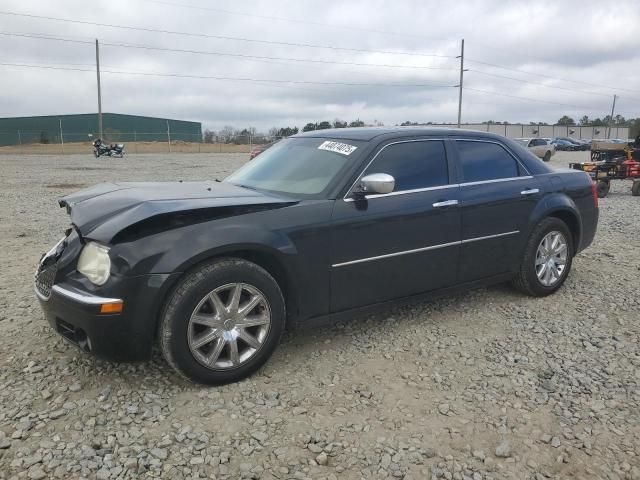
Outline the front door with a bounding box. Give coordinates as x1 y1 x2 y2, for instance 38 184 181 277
330 139 461 312
453 139 541 282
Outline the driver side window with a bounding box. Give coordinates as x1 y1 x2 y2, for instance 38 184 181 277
362 140 449 191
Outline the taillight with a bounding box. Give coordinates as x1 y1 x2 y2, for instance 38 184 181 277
590 179 598 208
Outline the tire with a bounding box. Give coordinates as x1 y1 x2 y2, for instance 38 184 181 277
543 151 551 162
597 180 610 198
632 180 640 196
159 258 285 385
511 217 574 297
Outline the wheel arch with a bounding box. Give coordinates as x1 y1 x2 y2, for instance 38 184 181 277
547 209 581 252
529 194 582 254
156 245 299 333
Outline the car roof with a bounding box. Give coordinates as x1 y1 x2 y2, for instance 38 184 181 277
292 126 509 142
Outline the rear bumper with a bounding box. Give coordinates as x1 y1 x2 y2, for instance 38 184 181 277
37 273 178 362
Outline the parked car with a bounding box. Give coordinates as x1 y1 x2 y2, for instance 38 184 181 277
35 128 599 384
555 137 589 151
551 138 577 151
249 140 278 159
514 138 555 162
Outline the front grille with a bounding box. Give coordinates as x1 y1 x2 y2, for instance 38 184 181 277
35 235 68 300
35 264 57 300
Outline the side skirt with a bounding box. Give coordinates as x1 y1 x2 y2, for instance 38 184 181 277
293 272 515 330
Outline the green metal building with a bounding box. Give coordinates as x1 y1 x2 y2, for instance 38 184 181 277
0 113 202 146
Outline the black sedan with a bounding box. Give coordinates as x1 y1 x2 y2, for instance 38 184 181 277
35 128 599 384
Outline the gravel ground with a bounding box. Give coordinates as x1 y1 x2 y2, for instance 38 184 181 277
0 151 639 480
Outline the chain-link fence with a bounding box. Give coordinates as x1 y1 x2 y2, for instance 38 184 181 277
0 130 283 155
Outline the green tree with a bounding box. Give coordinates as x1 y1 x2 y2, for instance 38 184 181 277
333 119 347 128
578 115 590 126
349 119 365 127
316 121 332 130
302 123 316 132
557 115 575 126
277 126 298 137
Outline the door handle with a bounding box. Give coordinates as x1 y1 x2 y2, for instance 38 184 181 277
432 199 459 208
521 188 540 195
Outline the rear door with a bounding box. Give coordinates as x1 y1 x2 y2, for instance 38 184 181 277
454 139 541 282
530 139 544 157
330 139 461 312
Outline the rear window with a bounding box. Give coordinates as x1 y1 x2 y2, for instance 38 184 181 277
456 140 519 183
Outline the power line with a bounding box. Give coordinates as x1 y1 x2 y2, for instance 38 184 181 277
143 0 435 41
0 11 456 59
0 32 458 71
465 57 640 96
469 69 611 98
464 86 637 116
0 62 458 88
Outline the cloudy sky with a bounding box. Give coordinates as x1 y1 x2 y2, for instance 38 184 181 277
1 0 639 132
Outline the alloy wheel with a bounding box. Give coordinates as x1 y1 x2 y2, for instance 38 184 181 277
535 231 568 287
187 283 271 370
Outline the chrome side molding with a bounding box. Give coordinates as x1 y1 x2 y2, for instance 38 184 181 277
332 230 520 267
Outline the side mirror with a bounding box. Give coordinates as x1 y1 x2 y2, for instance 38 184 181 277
355 173 395 196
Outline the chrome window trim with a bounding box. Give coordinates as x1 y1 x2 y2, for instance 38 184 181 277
344 183 458 202
51 285 122 305
453 137 532 177
332 230 520 267
459 176 533 187
344 175 533 202
343 138 450 201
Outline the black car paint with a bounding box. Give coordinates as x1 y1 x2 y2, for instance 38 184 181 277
37 128 598 361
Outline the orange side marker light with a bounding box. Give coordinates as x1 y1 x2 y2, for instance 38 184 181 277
100 302 124 314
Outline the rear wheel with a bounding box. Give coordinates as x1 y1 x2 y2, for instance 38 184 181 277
543 151 551 162
597 180 610 198
159 258 285 385
632 180 640 196
512 217 573 297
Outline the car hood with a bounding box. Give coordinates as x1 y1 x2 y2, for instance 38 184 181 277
59 181 296 243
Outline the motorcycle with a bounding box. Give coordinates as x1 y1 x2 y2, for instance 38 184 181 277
93 139 125 158
109 143 125 158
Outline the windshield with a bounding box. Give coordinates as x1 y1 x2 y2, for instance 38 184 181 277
514 139 529 146
225 137 365 197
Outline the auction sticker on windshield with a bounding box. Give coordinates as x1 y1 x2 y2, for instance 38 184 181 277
318 141 358 156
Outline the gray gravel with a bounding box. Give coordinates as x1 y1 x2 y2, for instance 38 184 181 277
0 151 639 480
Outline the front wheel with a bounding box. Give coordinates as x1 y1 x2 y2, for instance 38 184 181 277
159 258 285 385
512 217 573 297
543 151 551 162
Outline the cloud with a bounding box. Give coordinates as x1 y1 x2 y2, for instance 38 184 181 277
0 0 638 132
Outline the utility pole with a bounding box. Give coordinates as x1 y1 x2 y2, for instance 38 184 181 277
59 119 64 154
607 94 617 139
95 39 103 140
456 39 465 128
166 120 171 153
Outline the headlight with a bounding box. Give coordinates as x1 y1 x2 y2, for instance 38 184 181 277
77 242 111 285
